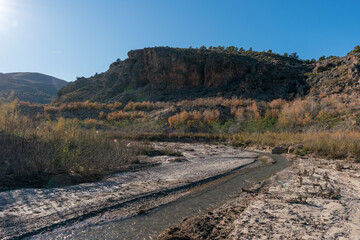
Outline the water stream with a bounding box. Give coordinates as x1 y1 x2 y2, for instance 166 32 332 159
29 152 291 240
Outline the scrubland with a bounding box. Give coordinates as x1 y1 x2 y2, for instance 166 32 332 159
2 94 360 189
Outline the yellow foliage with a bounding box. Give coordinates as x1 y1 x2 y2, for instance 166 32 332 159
269 99 286 109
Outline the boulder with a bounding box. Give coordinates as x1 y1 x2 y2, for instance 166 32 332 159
271 146 286 154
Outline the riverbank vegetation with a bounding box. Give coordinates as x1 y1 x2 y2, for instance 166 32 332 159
2 94 360 189
0 99 143 189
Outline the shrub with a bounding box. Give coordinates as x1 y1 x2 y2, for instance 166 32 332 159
203 109 220 124
289 52 299 59
278 98 318 127
249 101 261 120
348 45 360 55
106 110 146 121
99 111 106 120
0 101 137 188
124 101 168 111
225 46 238 53
318 55 326 61
269 99 286 109
107 110 129 120
231 107 246 121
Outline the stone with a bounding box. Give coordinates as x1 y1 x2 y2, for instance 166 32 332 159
271 146 286 154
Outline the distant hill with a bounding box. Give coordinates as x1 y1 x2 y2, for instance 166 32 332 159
0 72 67 103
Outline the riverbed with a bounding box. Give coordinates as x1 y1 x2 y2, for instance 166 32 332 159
24 147 290 240
1 142 265 239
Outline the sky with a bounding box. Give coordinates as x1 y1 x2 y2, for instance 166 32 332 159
0 0 359 82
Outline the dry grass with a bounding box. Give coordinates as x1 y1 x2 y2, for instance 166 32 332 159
106 110 147 121
4 92 360 189
232 131 360 160
124 101 170 111
44 100 123 114
0 100 138 189
168 110 220 128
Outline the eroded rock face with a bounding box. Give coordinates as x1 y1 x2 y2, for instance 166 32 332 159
57 47 311 103
308 54 360 96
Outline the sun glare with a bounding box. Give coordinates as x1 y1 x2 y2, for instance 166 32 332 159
0 0 18 33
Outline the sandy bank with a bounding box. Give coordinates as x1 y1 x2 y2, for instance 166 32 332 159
0 142 258 240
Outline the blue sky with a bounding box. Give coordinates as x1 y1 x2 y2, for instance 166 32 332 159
0 0 359 82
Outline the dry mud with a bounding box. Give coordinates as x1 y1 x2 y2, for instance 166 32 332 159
159 154 360 240
0 142 259 240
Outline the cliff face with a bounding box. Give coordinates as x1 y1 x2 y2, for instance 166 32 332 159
57 47 312 103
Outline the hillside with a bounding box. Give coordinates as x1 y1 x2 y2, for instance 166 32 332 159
306 53 360 97
57 47 312 103
0 72 67 103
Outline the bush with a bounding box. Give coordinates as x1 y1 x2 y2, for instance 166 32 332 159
348 45 360 55
0 101 136 188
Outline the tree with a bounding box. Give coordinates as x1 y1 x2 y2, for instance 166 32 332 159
318 55 326 61
249 47 253 51
200 45 207 50
225 46 238 53
267 49 273 54
217 45 225 51
348 45 360 55
303 58 317 64
283 52 288 57
289 52 299 59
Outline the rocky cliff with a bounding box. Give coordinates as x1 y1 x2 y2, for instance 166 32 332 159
57 47 312 103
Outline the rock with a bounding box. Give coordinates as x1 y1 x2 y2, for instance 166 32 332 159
271 146 286 154
168 157 188 163
56 47 310 103
307 54 360 97
288 146 296 153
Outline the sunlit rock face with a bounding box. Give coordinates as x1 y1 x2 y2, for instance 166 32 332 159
57 47 312 103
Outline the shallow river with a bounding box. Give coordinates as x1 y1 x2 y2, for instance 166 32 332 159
29 152 290 240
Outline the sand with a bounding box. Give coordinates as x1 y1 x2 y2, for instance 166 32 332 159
0 142 258 240
159 153 360 240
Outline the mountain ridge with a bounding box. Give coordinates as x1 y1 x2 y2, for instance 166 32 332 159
0 72 67 103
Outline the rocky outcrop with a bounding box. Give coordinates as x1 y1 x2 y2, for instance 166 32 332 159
307 53 360 96
57 47 311 103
